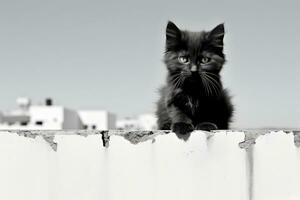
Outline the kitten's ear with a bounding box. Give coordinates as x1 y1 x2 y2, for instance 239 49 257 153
166 21 181 51
209 23 225 48
166 21 181 40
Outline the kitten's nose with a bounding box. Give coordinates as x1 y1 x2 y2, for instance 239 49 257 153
190 65 198 72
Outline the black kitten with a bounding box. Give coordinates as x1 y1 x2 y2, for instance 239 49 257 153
156 21 233 140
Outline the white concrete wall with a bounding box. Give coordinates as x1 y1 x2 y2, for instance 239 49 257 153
0 130 299 200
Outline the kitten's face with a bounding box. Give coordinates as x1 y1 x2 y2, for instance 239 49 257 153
164 21 225 84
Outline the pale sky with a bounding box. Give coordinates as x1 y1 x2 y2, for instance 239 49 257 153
0 0 299 129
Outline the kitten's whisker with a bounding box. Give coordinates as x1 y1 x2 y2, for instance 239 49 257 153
204 79 210 96
199 74 208 96
173 73 185 89
202 72 222 88
203 74 218 96
203 74 221 96
204 74 222 92
203 71 220 79
181 71 190 75
171 74 182 89
202 75 212 96
205 77 213 96
174 77 181 89
179 74 188 88
176 77 182 89
203 72 220 82
171 74 181 82
202 73 219 96
202 75 211 96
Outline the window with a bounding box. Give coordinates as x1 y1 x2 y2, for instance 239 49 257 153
20 122 28 126
35 121 43 125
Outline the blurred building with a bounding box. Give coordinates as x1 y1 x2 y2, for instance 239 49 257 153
0 111 3 123
116 117 139 130
116 113 157 130
0 98 116 130
138 114 158 130
78 110 116 130
28 105 82 130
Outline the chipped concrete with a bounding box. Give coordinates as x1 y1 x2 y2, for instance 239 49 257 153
14 130 38 139
42 135 57 151
101 131 110 147
122 130 170 144
239 132 260 150
0 129 300 150
293 131 300 147
237 130 300 149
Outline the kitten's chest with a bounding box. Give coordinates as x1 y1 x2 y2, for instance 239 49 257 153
175 94 215 117
185 97 199 115
175 95 200 114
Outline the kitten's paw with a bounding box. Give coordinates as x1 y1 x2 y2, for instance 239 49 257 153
195 122 218 131
171 122 194 135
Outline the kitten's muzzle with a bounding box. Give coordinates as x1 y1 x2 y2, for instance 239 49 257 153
190 65 198 72
190 65 200 77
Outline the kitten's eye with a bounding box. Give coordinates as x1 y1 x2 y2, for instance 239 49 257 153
178 56 190 64
201 57 211 64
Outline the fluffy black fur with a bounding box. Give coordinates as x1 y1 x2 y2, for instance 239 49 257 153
156 21 233 140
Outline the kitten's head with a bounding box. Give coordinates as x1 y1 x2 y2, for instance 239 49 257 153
164 21 226 91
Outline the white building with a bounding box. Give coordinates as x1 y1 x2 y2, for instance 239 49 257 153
116 117 139 130
78 110 116 130
0 111 3 123
0 98 116 130
138 113 157 130
28 105 82 130
116 113 157 130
